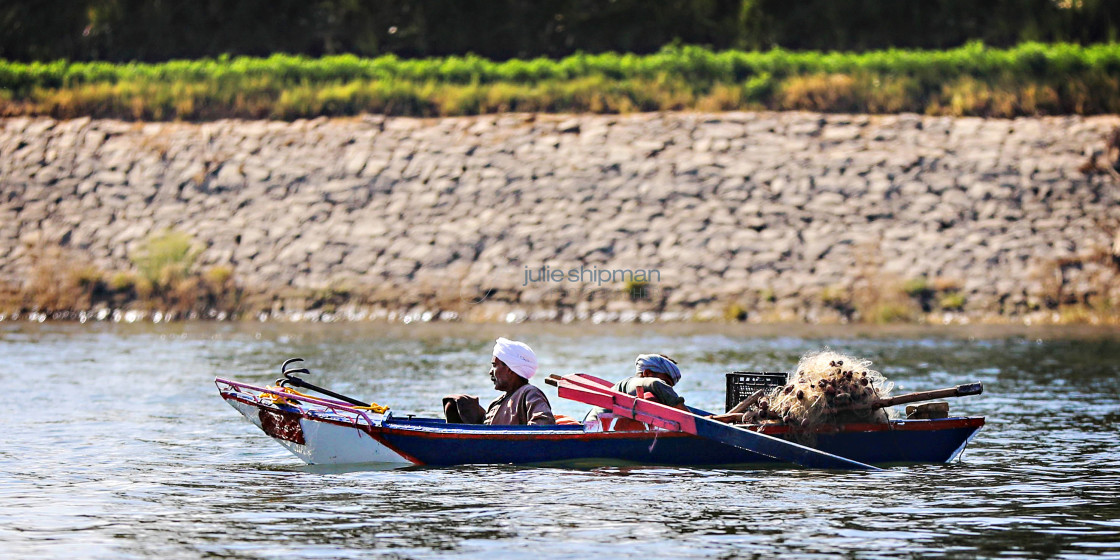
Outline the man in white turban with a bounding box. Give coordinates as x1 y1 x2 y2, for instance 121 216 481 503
443 338 556 426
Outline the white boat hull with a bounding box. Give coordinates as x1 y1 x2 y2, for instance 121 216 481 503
225 397 412 465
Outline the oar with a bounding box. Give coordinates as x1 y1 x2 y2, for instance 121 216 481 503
826 382 984 415
872 382 982 408
564 373 716 415
277 358 369 407
547 373 881 471
553 382 685 431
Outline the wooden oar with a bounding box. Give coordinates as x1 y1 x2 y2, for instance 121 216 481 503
552 382 684 431
874 382 982 407
547 373 882 471
827 382 984 415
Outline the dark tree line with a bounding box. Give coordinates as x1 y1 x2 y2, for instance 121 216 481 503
3 0 1119 62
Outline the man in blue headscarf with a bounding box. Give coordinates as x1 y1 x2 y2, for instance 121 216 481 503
585 354 686 427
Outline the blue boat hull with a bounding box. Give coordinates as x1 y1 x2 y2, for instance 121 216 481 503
372 416 984 467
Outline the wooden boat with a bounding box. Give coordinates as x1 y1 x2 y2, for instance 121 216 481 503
215 376 984 468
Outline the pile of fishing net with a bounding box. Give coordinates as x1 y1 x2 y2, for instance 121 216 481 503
730 350 895 428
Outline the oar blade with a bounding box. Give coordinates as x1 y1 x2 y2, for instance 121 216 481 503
957 382 983 396
555 383 615 409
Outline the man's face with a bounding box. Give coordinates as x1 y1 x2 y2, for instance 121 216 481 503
639 369 676 387
490 357 519 391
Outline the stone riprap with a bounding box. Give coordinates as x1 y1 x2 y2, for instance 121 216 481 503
1 112 1118 322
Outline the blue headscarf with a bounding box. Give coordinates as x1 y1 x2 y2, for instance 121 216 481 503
635 354 681 384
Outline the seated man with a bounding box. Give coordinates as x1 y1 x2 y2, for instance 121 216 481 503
443 337 556 426
586 353 687 426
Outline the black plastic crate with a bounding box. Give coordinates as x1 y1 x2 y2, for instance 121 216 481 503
725 372 788 412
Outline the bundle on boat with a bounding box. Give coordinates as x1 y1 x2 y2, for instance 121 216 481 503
724 350 894 428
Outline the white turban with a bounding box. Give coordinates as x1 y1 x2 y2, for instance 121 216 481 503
493 337 538 380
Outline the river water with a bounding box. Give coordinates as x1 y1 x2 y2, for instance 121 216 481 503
1 322 1118 559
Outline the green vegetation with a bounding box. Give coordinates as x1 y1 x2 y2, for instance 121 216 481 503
723 302 748 321
902 277 931 298
939 292 967 311
310 285 354 314
5 1 1119 62
850 282 919 324
862 302 917 325
131 229 197 289
2 42 1119 119
2 231 243 318
820 285 853 317
624 279 651 301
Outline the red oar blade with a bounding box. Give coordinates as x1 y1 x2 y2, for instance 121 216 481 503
555 382 615 409
555 380 682 431
570 373 613 387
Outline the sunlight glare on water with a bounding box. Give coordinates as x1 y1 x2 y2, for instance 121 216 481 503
1 322 1118 559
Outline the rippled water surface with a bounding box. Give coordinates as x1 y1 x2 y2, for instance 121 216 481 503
2 322 1119 559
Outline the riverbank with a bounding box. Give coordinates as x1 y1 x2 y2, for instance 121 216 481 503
1 111 1118 324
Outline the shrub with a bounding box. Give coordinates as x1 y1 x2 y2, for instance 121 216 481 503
865 302 916 324
20 247 107 311
108 271 137 292
902 277 931 297
724 302 748 321
131 229 198 289
625 279 651 301
939 292 966 311
820 285 851 308
71 266 104 290
203 265 234 287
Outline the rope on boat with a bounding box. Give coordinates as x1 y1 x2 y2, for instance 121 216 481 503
259 385 389 413
259 385 304 406
354 403 390 414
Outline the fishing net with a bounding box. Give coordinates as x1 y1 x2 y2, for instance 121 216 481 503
732 350 894 429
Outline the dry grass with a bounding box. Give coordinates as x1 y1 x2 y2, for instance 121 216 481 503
848 242 919 324
779 74 860 113
23 246 106 312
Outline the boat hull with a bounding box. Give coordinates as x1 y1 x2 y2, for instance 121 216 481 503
217 378 984 468
370 416 983 466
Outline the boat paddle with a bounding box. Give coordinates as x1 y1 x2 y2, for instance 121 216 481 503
546 373 882 471
276 358 370 407
870 382 982 408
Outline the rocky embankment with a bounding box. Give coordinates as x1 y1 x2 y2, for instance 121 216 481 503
1 112 1118 323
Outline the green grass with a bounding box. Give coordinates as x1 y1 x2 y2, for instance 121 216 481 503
131 229 198 289
2 42 1120 119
